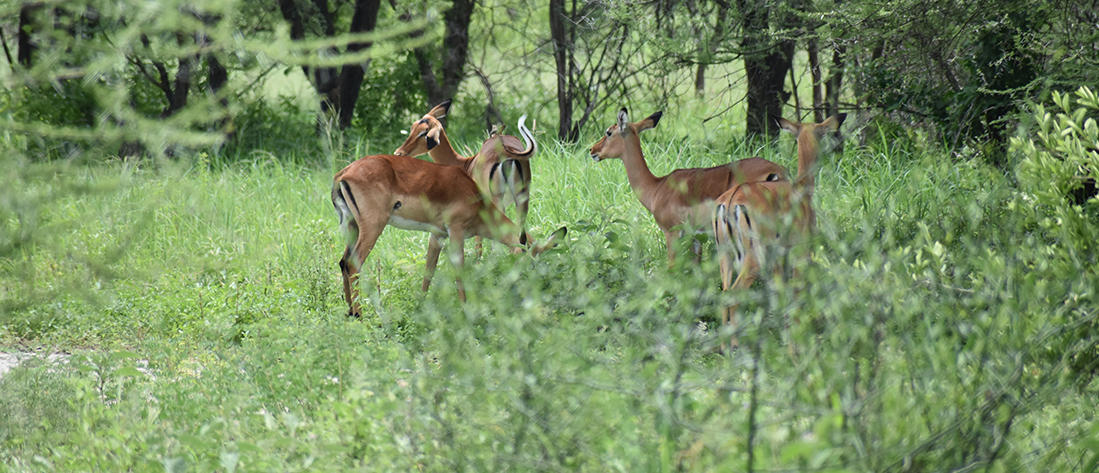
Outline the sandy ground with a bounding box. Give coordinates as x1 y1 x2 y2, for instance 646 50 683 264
1 351 155 382
0 352 70 381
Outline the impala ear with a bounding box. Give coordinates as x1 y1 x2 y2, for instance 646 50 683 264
426 125 441 150
776 115 799 135
429 99 452 119
821 113 847 131
531 226 568 255
638 111 662 132
617 108 630 132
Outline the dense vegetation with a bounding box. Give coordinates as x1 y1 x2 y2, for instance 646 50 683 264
3 0 1098 471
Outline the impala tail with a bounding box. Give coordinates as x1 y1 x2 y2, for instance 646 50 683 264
332 180 357 228
502 115 536 158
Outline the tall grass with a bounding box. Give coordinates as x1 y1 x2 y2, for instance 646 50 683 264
1 109 1097 471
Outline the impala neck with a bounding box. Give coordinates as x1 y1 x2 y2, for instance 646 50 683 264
428 130 471 169
794 131 823 195
619 131 659 208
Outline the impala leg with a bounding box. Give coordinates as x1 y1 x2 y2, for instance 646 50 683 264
691 233 703 266
448 227 467 302
716 242 735 348
664 230 678 267
339 247 355 315
341 216 387 318
724 259 758 352
782 248 809 361
515 188 530 243
422 233 444 292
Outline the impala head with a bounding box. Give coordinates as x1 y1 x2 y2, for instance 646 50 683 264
589 108 662 162
775 113 847 152
394 99 452 156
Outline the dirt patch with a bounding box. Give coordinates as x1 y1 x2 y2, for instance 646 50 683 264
0 352 71 381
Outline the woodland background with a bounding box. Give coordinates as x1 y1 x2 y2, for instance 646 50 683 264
2 0 1098 471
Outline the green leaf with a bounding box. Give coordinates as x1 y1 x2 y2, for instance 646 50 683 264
220 451 240 473
179 433 214 451
111 366 146 378
109 350 141 362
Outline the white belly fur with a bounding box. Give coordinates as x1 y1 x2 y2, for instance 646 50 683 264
388 214 445 234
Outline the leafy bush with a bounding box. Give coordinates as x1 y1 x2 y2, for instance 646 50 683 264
353 53 427 141
1011 86 1099 385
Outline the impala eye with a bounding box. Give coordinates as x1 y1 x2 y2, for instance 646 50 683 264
417 131 427 138
606 129 612 137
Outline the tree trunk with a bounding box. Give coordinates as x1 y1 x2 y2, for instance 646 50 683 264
549 0 574 142
277 0 381 129
808 36 823 122
740 0 794 139
743 42 794 138
473 68 504 131
414 0 476 108
331 0 381 128
695 65 707 97
825 46 845 117
695 1 729 98
17 3 39 67
825 0 845 119
826 43 847 150
0 26 13 66
207 54 232 136
167 55 193 116
276 0 308 78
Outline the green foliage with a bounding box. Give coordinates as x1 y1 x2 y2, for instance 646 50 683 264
217 94 326 165
0 152 125 334
352 52 427 145
2 126 1098 471
1014 87 1099 214
0 357 79 450
1011 86 1099 385
2 0 429 161
4 2 1099 470
857 0 1045 165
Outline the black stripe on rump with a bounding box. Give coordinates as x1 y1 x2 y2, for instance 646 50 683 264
340 180 359 214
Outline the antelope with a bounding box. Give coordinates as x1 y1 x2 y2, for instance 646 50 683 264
332 154 566 317
713 113 847 350
588 108 788 265
394 100 535 256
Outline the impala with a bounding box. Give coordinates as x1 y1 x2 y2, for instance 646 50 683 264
332 154 566 317
394 100 535 255
589 108 788 265
713 113 847 349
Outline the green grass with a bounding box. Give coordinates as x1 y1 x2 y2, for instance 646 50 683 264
1 118 1098 471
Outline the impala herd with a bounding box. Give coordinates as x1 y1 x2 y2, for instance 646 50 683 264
332 99 845 350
